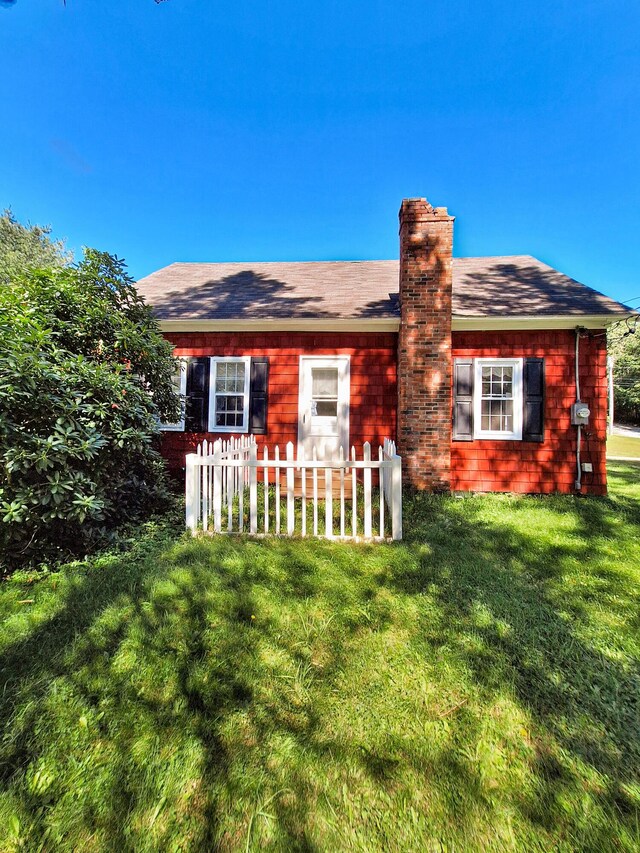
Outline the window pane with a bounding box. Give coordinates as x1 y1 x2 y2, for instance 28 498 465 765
481 398 515 433
312 368 338 398
315 400 338 417
216 362 246 393
502 400 513 430
171 365 183 394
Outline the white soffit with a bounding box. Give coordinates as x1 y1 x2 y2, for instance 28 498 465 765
159 313 633 333
451 314 633 330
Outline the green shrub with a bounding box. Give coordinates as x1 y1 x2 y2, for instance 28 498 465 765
0 251 180 568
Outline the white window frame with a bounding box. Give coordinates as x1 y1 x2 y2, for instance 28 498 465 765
473 358 523 441
208 356 251 433
159 358 188 431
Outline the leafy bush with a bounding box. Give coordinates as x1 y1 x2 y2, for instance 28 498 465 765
0 251 180 568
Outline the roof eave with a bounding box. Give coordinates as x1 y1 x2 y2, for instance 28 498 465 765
158 312 635 333
158 317 400 332
451 313 636 331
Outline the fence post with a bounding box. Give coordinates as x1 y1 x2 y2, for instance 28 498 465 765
351 445 357 538
264 445 269 534
325 461 333 539
185 453 198 531
312 446 318 536
300 446 306 537
391 453 402 541
378 445 385 538
213 439 222 533
249 443 258 534
275 445 281 534
286 442 295 536
339 446 345 537
363 442 372 539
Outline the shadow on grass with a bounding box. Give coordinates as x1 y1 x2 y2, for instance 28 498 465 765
0 477 638 849
398 487 640 842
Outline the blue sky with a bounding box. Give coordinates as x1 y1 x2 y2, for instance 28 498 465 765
1 0 639 304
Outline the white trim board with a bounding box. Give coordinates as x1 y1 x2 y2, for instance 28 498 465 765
159 313 632 334
451 314 632 331
207 356 251 434
473 358 523 441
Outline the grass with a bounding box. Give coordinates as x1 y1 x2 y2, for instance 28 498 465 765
0 465 639 851
608 432 640 458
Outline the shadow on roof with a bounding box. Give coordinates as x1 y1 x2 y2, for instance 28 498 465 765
147 268 399 320
454 262 627 316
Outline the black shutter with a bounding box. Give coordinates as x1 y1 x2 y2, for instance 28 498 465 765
453 358 474 440
185 358 209 433
249 357 269 434
523 357 545 442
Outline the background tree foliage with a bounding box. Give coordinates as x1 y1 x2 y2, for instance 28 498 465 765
608 320 640 425
0 217 180 569
0 209 72 284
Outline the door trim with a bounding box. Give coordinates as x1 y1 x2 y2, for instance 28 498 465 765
297 355 350 457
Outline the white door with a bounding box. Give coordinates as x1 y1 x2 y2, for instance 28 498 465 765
298 356 350 459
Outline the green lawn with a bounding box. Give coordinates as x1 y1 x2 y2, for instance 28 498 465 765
1 466 639 851
608 432 640 459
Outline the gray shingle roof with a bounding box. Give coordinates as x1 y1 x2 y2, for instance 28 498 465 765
136 256 632 321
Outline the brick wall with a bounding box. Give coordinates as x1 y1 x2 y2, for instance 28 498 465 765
160 331 397 472
451 329 608 495
397 198 454 490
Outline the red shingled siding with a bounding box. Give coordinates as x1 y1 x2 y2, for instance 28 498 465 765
159 328 608 495
451 330 608 495
160 332 397 471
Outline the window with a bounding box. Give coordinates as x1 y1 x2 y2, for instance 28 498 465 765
159 359 187 431
208 357 251 433
311 367 339 417
473 358 523 440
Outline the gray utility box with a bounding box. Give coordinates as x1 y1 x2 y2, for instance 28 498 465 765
571 401 591 426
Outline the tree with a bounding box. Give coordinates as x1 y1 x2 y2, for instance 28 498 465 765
0 249 180 568
0 209 72 284
609 320 640 425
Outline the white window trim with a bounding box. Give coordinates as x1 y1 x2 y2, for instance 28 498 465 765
208 356 251 433
473 358 523 441
159 358 188 431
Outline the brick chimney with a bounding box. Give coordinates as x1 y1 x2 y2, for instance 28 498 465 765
397 198 454 490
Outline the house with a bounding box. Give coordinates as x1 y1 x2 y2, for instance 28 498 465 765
137 198 635 495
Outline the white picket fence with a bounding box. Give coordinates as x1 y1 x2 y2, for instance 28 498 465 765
185 436 402 541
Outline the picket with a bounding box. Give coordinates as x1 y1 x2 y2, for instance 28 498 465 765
249 443 258 534
185 436 403 541
286 442 295 536
339 446 345 538
312 446 318 537
324 463 332 539
275 445 281 535
300 446 307 537
263 446 269 534
363 442 372 539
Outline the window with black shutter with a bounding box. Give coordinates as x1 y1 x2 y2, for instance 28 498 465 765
453 356 545 442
